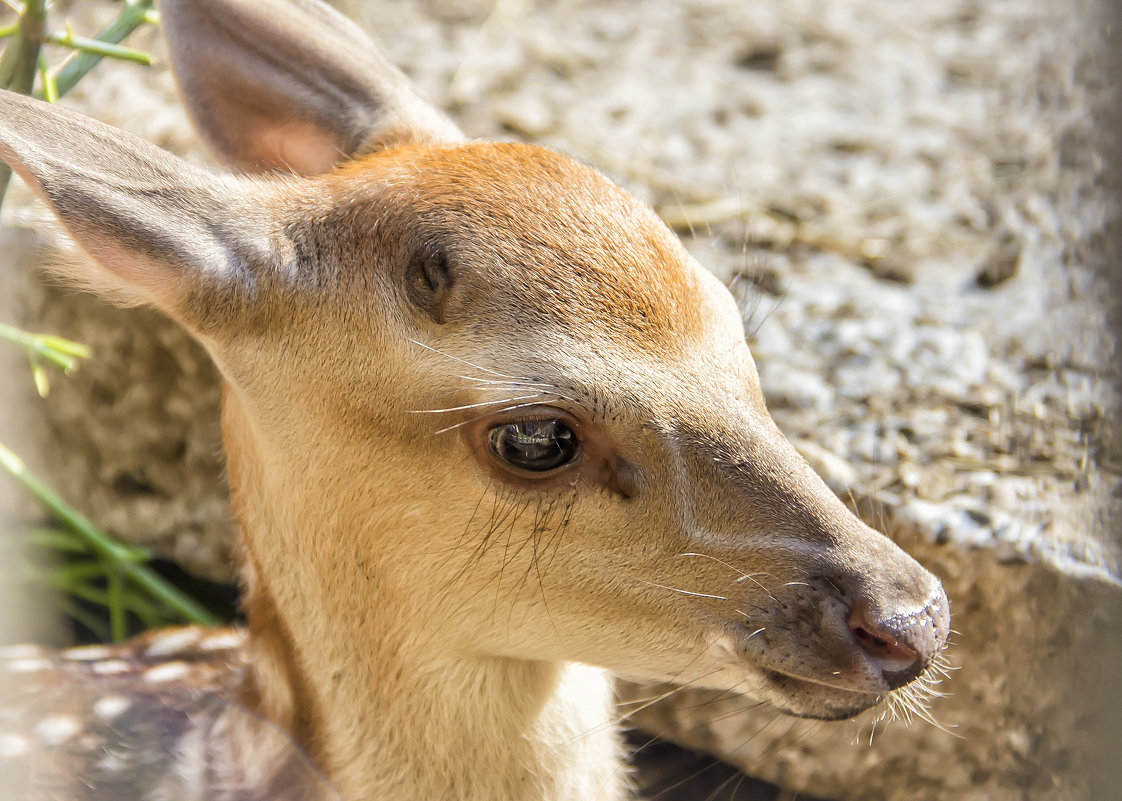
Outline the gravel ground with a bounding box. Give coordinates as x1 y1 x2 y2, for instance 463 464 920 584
1 0 1119 797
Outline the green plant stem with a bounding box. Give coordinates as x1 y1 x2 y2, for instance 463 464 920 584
0 0 45 201
0 442 217 625
38 0 156 99
107 564 126 641
44 27 151 66
0 321 92 396
0 321 93 368
0 0 42 90
36 50 54 101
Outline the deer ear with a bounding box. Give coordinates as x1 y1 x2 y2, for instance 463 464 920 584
0 90 288 328
157 0 464 175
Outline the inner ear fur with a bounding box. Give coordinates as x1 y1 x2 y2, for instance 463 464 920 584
157 0 464 175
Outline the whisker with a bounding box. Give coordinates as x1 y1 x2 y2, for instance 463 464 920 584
457 375 554 390
410 339 516 379
635 578 729 601
410 393 543 414
747 290 786 339
678 552 780 602
453 376 582 408
730 575 777 602
591 682 698 736
432 401 550 435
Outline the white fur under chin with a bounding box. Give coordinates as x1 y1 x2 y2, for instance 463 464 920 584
526 664 627 801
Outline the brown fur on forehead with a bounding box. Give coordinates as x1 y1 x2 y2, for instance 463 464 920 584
330 142 710 350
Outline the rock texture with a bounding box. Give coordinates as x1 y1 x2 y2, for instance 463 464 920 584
621 532 1122 800
1 0 1119 797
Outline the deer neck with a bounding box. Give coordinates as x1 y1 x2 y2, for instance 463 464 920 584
220 391 627 801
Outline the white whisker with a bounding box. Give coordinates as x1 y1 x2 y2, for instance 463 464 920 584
635 577 729 601
432 402 551 435
678 552 780 601
411 394 543 414
410 339 516 379
458 375 553 389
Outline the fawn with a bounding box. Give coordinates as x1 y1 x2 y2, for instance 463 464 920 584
0 0 950 798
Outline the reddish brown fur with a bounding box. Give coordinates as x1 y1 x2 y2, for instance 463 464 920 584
326 143 710 353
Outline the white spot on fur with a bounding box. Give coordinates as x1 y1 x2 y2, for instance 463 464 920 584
63 644 113 661
3 657 53 673
34 716 81 746
199 630 243 651
143 661 191 683
145 628 201 658
94 695 130 721
91 659 131 675
0 733 30 758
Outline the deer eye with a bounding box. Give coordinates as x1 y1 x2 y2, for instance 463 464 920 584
487 419 580 473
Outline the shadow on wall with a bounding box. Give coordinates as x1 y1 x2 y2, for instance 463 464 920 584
626 730 832 801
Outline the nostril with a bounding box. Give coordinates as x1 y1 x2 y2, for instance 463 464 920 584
844 590 950 690
848 613 920 673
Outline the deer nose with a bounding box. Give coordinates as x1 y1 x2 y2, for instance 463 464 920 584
847 590 949 689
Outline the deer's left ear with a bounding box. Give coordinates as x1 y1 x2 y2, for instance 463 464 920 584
157 0 464 175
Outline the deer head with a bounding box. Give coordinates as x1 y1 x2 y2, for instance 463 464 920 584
0 0 949 798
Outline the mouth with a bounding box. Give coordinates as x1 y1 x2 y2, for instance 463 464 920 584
756 668 883 721
705 631 884 720
702 629 885 721
704 639 886 721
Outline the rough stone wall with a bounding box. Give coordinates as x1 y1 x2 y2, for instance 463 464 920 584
1 0 1118 797
622 525 1122 800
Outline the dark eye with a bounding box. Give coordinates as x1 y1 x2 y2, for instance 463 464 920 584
487 419 580 473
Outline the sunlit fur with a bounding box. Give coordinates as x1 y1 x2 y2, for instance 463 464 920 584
0 0 950 798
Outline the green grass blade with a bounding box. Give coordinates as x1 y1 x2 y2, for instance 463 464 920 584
26 526 92 554
36 561 110 588
52 595 112 641
35 334 92 360
107 564 126 642
0 322 92 390
0 442 218 625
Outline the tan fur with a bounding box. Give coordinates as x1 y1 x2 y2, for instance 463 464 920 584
0 0 950 798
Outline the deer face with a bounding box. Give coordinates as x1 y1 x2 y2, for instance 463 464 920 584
196 142 948 722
